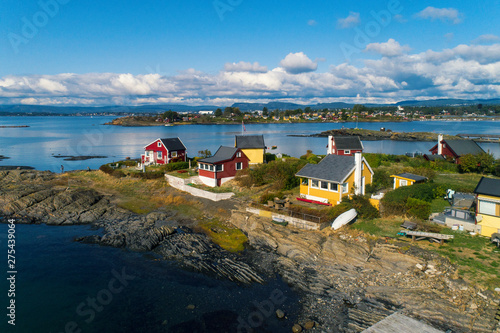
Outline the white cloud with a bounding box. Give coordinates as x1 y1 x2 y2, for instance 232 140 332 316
279 52 318 74
337 12 360 29
307 19 317 26
472 34 500 44
394 14 407 23
224 61 268 73
365 39 411 57
415 7 463 24
1 44 500 106
444 33 454 42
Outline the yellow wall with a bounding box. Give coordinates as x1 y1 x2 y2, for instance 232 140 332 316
392 176 415 189
369 198 380 210
477 194 500 237
299 161 373 205
241 148 264 164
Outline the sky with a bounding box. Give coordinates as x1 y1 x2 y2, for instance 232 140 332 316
0 0 499 106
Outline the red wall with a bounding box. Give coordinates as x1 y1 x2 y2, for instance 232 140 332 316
336 149 362 156
430 142 458 162
199 151 249 185
144 140 186 164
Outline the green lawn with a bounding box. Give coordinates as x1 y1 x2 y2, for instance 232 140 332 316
431 198 451 213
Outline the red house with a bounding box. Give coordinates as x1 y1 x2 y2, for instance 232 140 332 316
198 146 249 187
428 134 485 164
327 136 363 156
141 138 187 165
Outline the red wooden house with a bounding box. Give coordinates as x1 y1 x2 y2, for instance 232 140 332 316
141 138 187 165
198 146 249 187
327 136 364 156
428 134 484 164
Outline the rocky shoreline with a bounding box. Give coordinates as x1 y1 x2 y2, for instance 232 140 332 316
1 170 499 332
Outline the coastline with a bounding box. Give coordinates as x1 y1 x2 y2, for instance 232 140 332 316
1 169 498 332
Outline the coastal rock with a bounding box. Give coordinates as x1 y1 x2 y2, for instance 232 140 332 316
276 309 285 319
292 323 302 332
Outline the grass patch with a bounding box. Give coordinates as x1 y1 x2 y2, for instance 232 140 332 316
349 217 404 237
433 173 486 192
431 198 450 213
198 219 248 253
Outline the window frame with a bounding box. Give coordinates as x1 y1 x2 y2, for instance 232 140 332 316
311 179 319 188
236 162 243 170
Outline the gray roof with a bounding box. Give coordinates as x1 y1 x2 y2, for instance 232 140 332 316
452 193 475 209
393 173 427 182
296 154 356 183
159 138 186 151
235 135 265 149
474 177 500 197
424 154 445 161
198 146 239 164
333 136 363 150
445 140 485 156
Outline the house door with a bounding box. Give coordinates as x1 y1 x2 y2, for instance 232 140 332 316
149 151 154 162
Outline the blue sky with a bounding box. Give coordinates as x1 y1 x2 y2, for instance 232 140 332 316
1 0 499 106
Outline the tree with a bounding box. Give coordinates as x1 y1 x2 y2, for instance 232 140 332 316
198 149 212 158
215 108 222 117
263 107 268 116
223 107 233 117
458 154 478 173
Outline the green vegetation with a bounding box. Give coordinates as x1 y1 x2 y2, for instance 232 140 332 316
236 158 307 191
198 219 248 253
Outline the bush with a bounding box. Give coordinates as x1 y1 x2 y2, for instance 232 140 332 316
163 161 190 172
259 191 283 204
111 169 126 178
99 164 114 175
406 197 431 220
130 171 164 179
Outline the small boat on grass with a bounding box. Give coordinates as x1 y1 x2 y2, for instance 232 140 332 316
331 208 357 230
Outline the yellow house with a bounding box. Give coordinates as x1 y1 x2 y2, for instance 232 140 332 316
391 173 427 189
296 153 374 205
235 135 265 164
474 177 500 237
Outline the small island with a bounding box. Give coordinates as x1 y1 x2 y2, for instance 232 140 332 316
298 128 462 141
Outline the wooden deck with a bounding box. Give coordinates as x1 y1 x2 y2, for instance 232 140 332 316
400 230 454 245
362 312 444 333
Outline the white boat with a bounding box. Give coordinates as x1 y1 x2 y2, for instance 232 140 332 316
331 208 357 230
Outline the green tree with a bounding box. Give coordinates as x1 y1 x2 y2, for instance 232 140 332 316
458 154 478 173
198 149 212 158
215 108 222 117
263 107 268 116
223 107 233 117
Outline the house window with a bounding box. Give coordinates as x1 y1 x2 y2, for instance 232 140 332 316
344 150 350 155
236 162 243 170
330 183 338 192
157 142 161 147
216 164 223 172
479 200 497 216
171 151 177 158
237 152 241 158
342 183 348 193
209 165 214 171
320 181 329 190
311 180 319 188
301 178 308 185
157 151 162 159
399 179 408 187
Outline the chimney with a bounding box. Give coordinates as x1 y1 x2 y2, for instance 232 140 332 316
354 152 362 195
437 134 443 155
327 135 335 155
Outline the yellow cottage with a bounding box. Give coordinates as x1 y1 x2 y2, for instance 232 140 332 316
474 177 500 237
296 153 374 205
235 135 266 164
390 173 427 189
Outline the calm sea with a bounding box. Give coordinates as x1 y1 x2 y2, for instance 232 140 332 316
0 116 499 172
0 224 299 333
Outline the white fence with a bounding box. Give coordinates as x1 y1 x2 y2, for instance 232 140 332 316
165 175 234 201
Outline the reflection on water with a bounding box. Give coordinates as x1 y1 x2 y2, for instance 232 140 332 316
1 116 499 172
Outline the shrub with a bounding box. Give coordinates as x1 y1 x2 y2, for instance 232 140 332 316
163 161 190 172
111 169 126 178
130 171 164 179
99 164 114 175
259 191 283 204
406 197 431 220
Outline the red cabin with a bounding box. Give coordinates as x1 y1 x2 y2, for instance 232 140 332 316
429 134 485 164
198 146 249 187
141 138 187 165
327 136 363 156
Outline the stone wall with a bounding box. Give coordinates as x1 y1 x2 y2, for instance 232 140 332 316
246 207 329 230
165 174 234 201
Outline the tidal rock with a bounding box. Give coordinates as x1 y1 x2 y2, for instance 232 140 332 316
276 309 285 319
292 323 302 333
